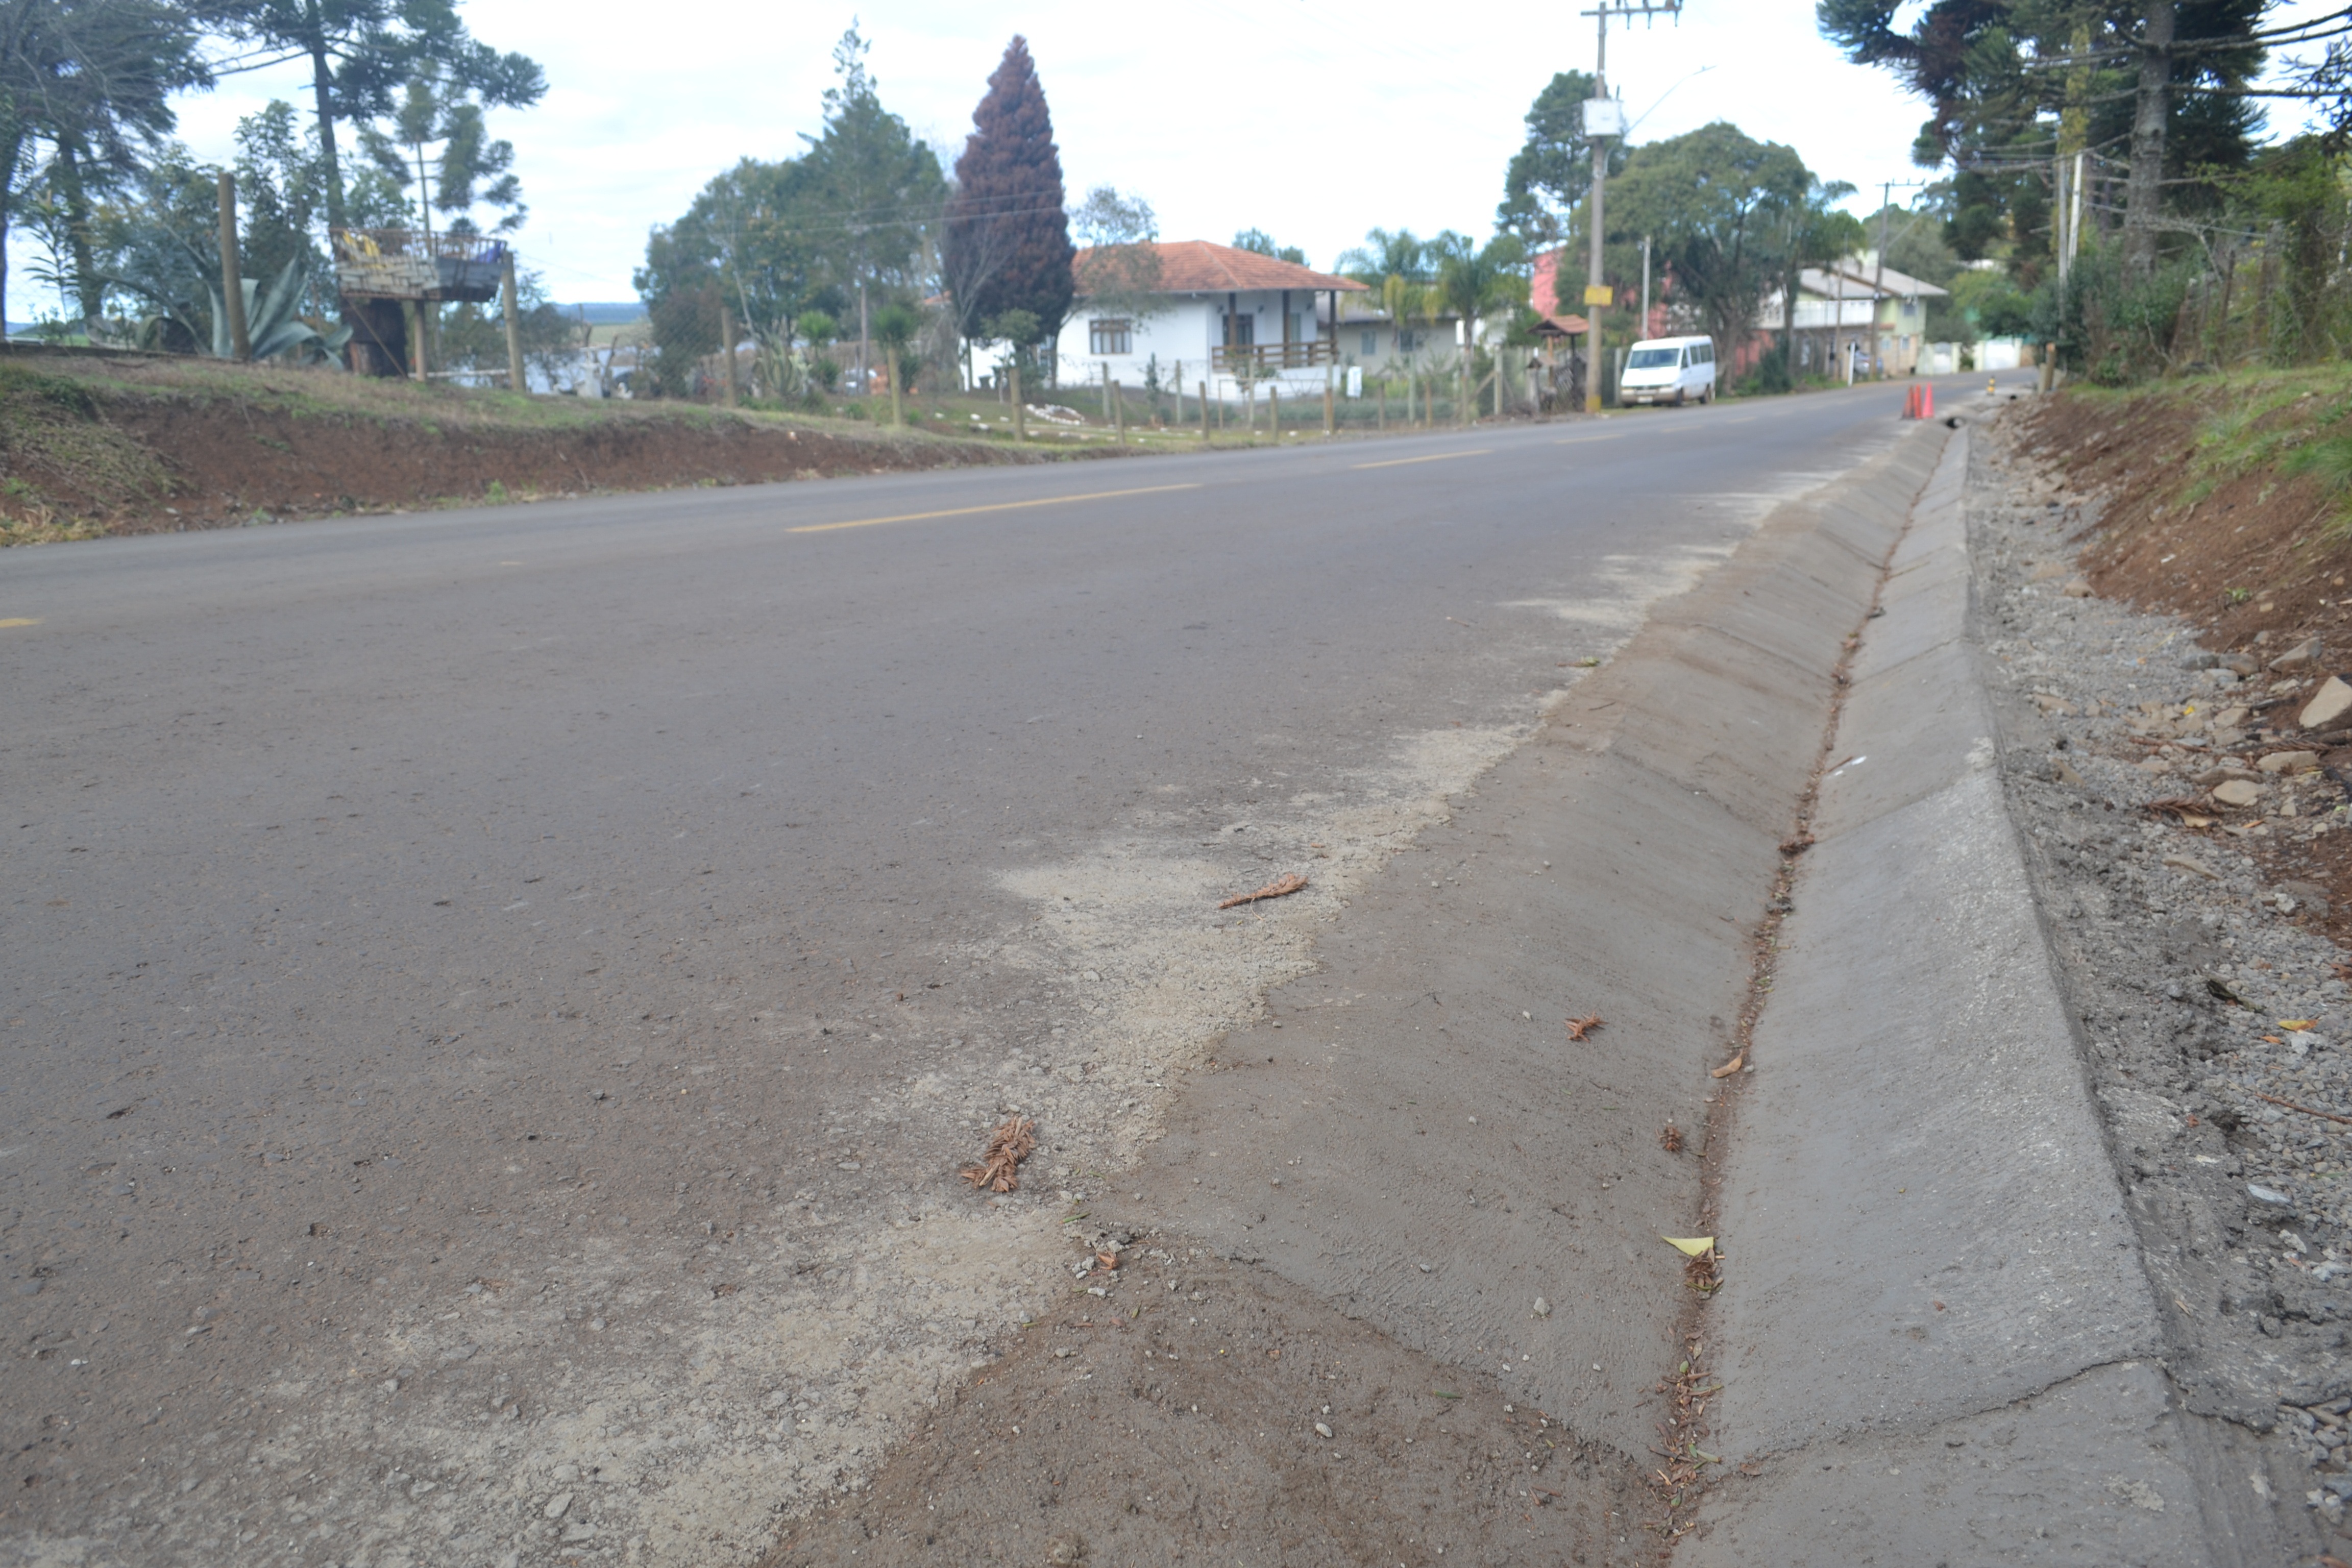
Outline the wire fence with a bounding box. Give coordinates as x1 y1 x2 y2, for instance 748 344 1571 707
620 286 1599 438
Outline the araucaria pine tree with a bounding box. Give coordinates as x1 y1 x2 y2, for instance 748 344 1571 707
942 35 1074 356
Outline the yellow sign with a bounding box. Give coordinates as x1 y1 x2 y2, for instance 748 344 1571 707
1583 285 1614 307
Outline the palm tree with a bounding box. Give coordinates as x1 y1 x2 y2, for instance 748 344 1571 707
1434 234 1529 421
871 301 920 425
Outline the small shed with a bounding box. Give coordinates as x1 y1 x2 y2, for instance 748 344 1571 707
332 228 509 378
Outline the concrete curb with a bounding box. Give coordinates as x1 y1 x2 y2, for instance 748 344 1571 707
1686 425 2221 1565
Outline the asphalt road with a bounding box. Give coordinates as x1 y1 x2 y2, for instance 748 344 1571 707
2 378 1977 1565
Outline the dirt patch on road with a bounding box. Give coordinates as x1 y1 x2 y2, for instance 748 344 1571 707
768 1242 1653 1567
0 350 1062 545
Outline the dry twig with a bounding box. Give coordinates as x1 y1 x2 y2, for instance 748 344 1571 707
2255 1090 2352 1127
959 1115 1037 1192
1218 872 1307 910
1564 1014 1604 1042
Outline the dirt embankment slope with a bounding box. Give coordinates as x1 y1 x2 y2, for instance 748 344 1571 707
2035 368 2352 639
0 348 1061 546
2022 367 2352 935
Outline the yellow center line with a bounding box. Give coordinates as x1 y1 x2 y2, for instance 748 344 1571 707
786 483 1202 534
1351 449 1493 470
0 617 39 628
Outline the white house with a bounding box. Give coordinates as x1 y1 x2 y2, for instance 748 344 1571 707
1761 252 1950 378
1052 240 1370 404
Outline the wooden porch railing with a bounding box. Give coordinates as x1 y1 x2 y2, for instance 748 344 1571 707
1211 340 1337 373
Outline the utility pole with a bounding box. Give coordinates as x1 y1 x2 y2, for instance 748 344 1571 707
1870 177 1927 378
1639 235 1652 335
1577 0 1682 411
2059 7 2093 289
216 172 250 362
501 251 525 395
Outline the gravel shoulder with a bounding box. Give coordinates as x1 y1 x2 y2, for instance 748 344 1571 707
1971 400 2352 1556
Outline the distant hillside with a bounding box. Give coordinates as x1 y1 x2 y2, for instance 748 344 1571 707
557 302 649 325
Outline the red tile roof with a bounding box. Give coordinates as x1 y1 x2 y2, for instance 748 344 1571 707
1074 240 1368 296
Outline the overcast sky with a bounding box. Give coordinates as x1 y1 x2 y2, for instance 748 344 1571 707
108 0 2352 305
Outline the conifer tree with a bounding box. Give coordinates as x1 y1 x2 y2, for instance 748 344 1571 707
942 35 1073 361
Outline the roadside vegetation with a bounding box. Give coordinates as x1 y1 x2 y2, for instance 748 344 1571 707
0 349 1049 547
1827 2 2350 387
2021 364 2352 651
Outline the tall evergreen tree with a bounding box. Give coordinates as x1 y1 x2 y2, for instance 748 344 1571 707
943 35 1073 360
800 24 943 388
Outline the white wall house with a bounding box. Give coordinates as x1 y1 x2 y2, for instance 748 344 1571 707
1759 253 1950 379
1050 240 1370 405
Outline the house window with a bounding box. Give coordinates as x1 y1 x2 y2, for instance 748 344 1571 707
1360 330 1378 356
1397 329 1421 353
1225 313 1255 347
1089 318 1132 355
1900 299 1919 317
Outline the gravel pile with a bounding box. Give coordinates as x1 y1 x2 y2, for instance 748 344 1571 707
1970 409 2352 1527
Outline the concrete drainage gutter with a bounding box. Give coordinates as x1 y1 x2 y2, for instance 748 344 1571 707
780 409 2289 1564
1687 422 2267 1565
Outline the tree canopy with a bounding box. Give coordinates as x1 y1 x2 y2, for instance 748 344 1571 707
1817 1 2268 277
1607 121 1817 353
1496 70 1629 247
799 26 943 337
0 0 214 323
215 0 542 230
1232 227 1306 264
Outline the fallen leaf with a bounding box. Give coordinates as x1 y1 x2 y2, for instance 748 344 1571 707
2281 1019 2316 1031
1565 1014 1604 1041
1662 1236 1716 1258
1218 872 1307 910
959 1115 1038 1193
1709 1054 1744 1079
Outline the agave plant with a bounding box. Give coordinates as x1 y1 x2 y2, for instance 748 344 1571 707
209 255 353 363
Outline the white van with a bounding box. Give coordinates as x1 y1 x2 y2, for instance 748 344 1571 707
1619 335 1717 406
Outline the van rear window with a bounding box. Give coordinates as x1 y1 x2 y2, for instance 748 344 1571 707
1626 348 1678 369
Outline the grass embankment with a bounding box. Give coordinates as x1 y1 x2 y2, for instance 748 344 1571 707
0 349 1085 547
2026 365 2352 646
